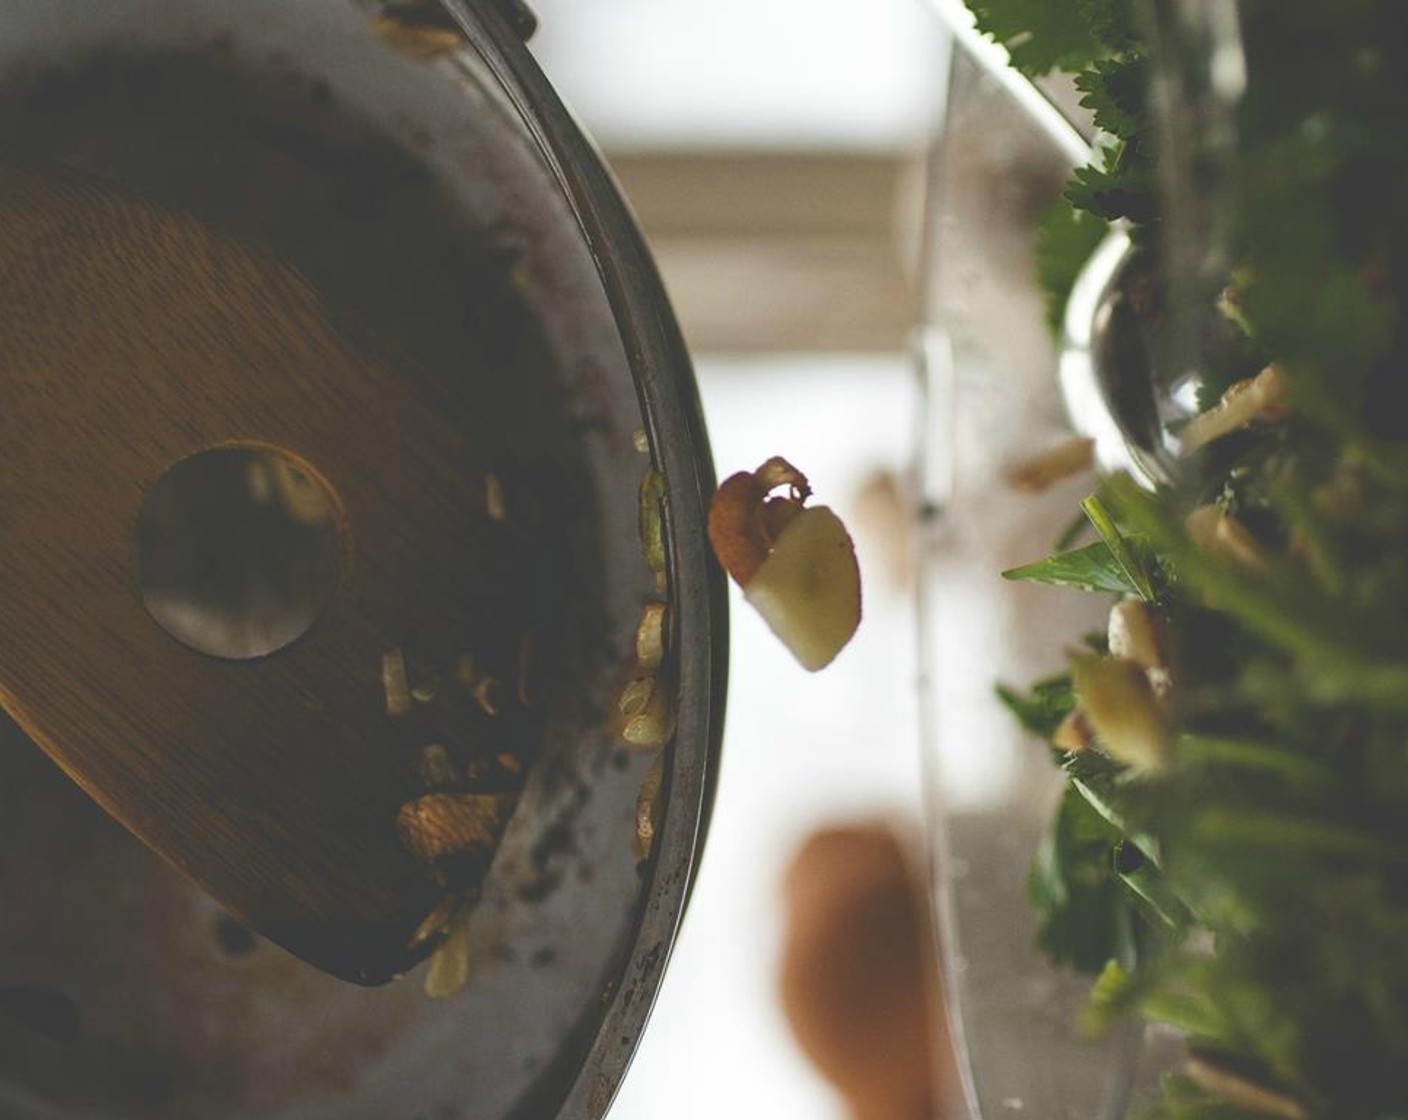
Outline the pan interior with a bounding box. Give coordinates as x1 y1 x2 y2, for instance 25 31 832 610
0 3 668 1118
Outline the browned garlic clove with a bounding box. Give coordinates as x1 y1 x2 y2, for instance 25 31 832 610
381 647 412 718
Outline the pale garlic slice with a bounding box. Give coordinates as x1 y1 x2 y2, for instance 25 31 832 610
743 506 862 672
1071 653 1170 775
1185 506 1269 572
1178 364 1288 454
423 903 474 999
1107 600 1172 697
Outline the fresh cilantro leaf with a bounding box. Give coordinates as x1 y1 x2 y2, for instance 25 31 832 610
978 1 1408 1113
965 0 1108 76
1116 854 1192 932
1073 0 1139 55
1076 55 1149 141
1176 733 1334 789
1036 198 1108 336
1029 785 1141 974
1067 161 1159 226
967 0 1138 75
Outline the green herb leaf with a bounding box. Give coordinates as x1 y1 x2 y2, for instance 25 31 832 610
1080 958 1137 1038
1081 494 1156 601
1176 733 1333 789
1066 161 1159 226
995 674 1075 738
966 0 1106 76
1030 785 1142 975
1036 199 1109 337
1075 55 1149 141
1002 539 1139 595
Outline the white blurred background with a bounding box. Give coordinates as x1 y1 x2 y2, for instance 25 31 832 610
527 3 952 1115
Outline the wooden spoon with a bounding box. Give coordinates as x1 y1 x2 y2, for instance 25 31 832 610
0 162 517 985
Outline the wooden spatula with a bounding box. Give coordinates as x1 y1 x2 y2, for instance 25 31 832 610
0 162 519 985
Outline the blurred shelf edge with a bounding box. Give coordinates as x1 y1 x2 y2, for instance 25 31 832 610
606 150 926 354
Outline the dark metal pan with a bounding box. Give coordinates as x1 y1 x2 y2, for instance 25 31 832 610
0 2 726 1116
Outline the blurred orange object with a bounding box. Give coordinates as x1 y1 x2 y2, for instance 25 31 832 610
779 823 951 1120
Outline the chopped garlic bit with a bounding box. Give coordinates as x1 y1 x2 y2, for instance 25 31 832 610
1006 437 1095 493
1183 1057 1307 1120
621 681 675 750
412 675 441 704
632 427 650 454
454 652 477 688
407 894 460 951
635 602 666 670
616 672 675 749
1108 601 1163 669
1185 506 1269 572
618 675 655 718
418 743 458 790
638 468 666 574
634 755 665 862
1108 601 1172 697
1178 364 1288 454
372 1 466 60
472 675 502 716
371 17 464 61
708 457 862 672
485 473 507 522
1217 281 1253 336
423 904 474 999
1071 653 1170 775
381 648 412 718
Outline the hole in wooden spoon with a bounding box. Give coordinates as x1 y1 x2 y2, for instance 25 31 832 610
135 445 345 660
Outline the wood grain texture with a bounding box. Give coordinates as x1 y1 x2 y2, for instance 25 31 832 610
0 163 515 983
